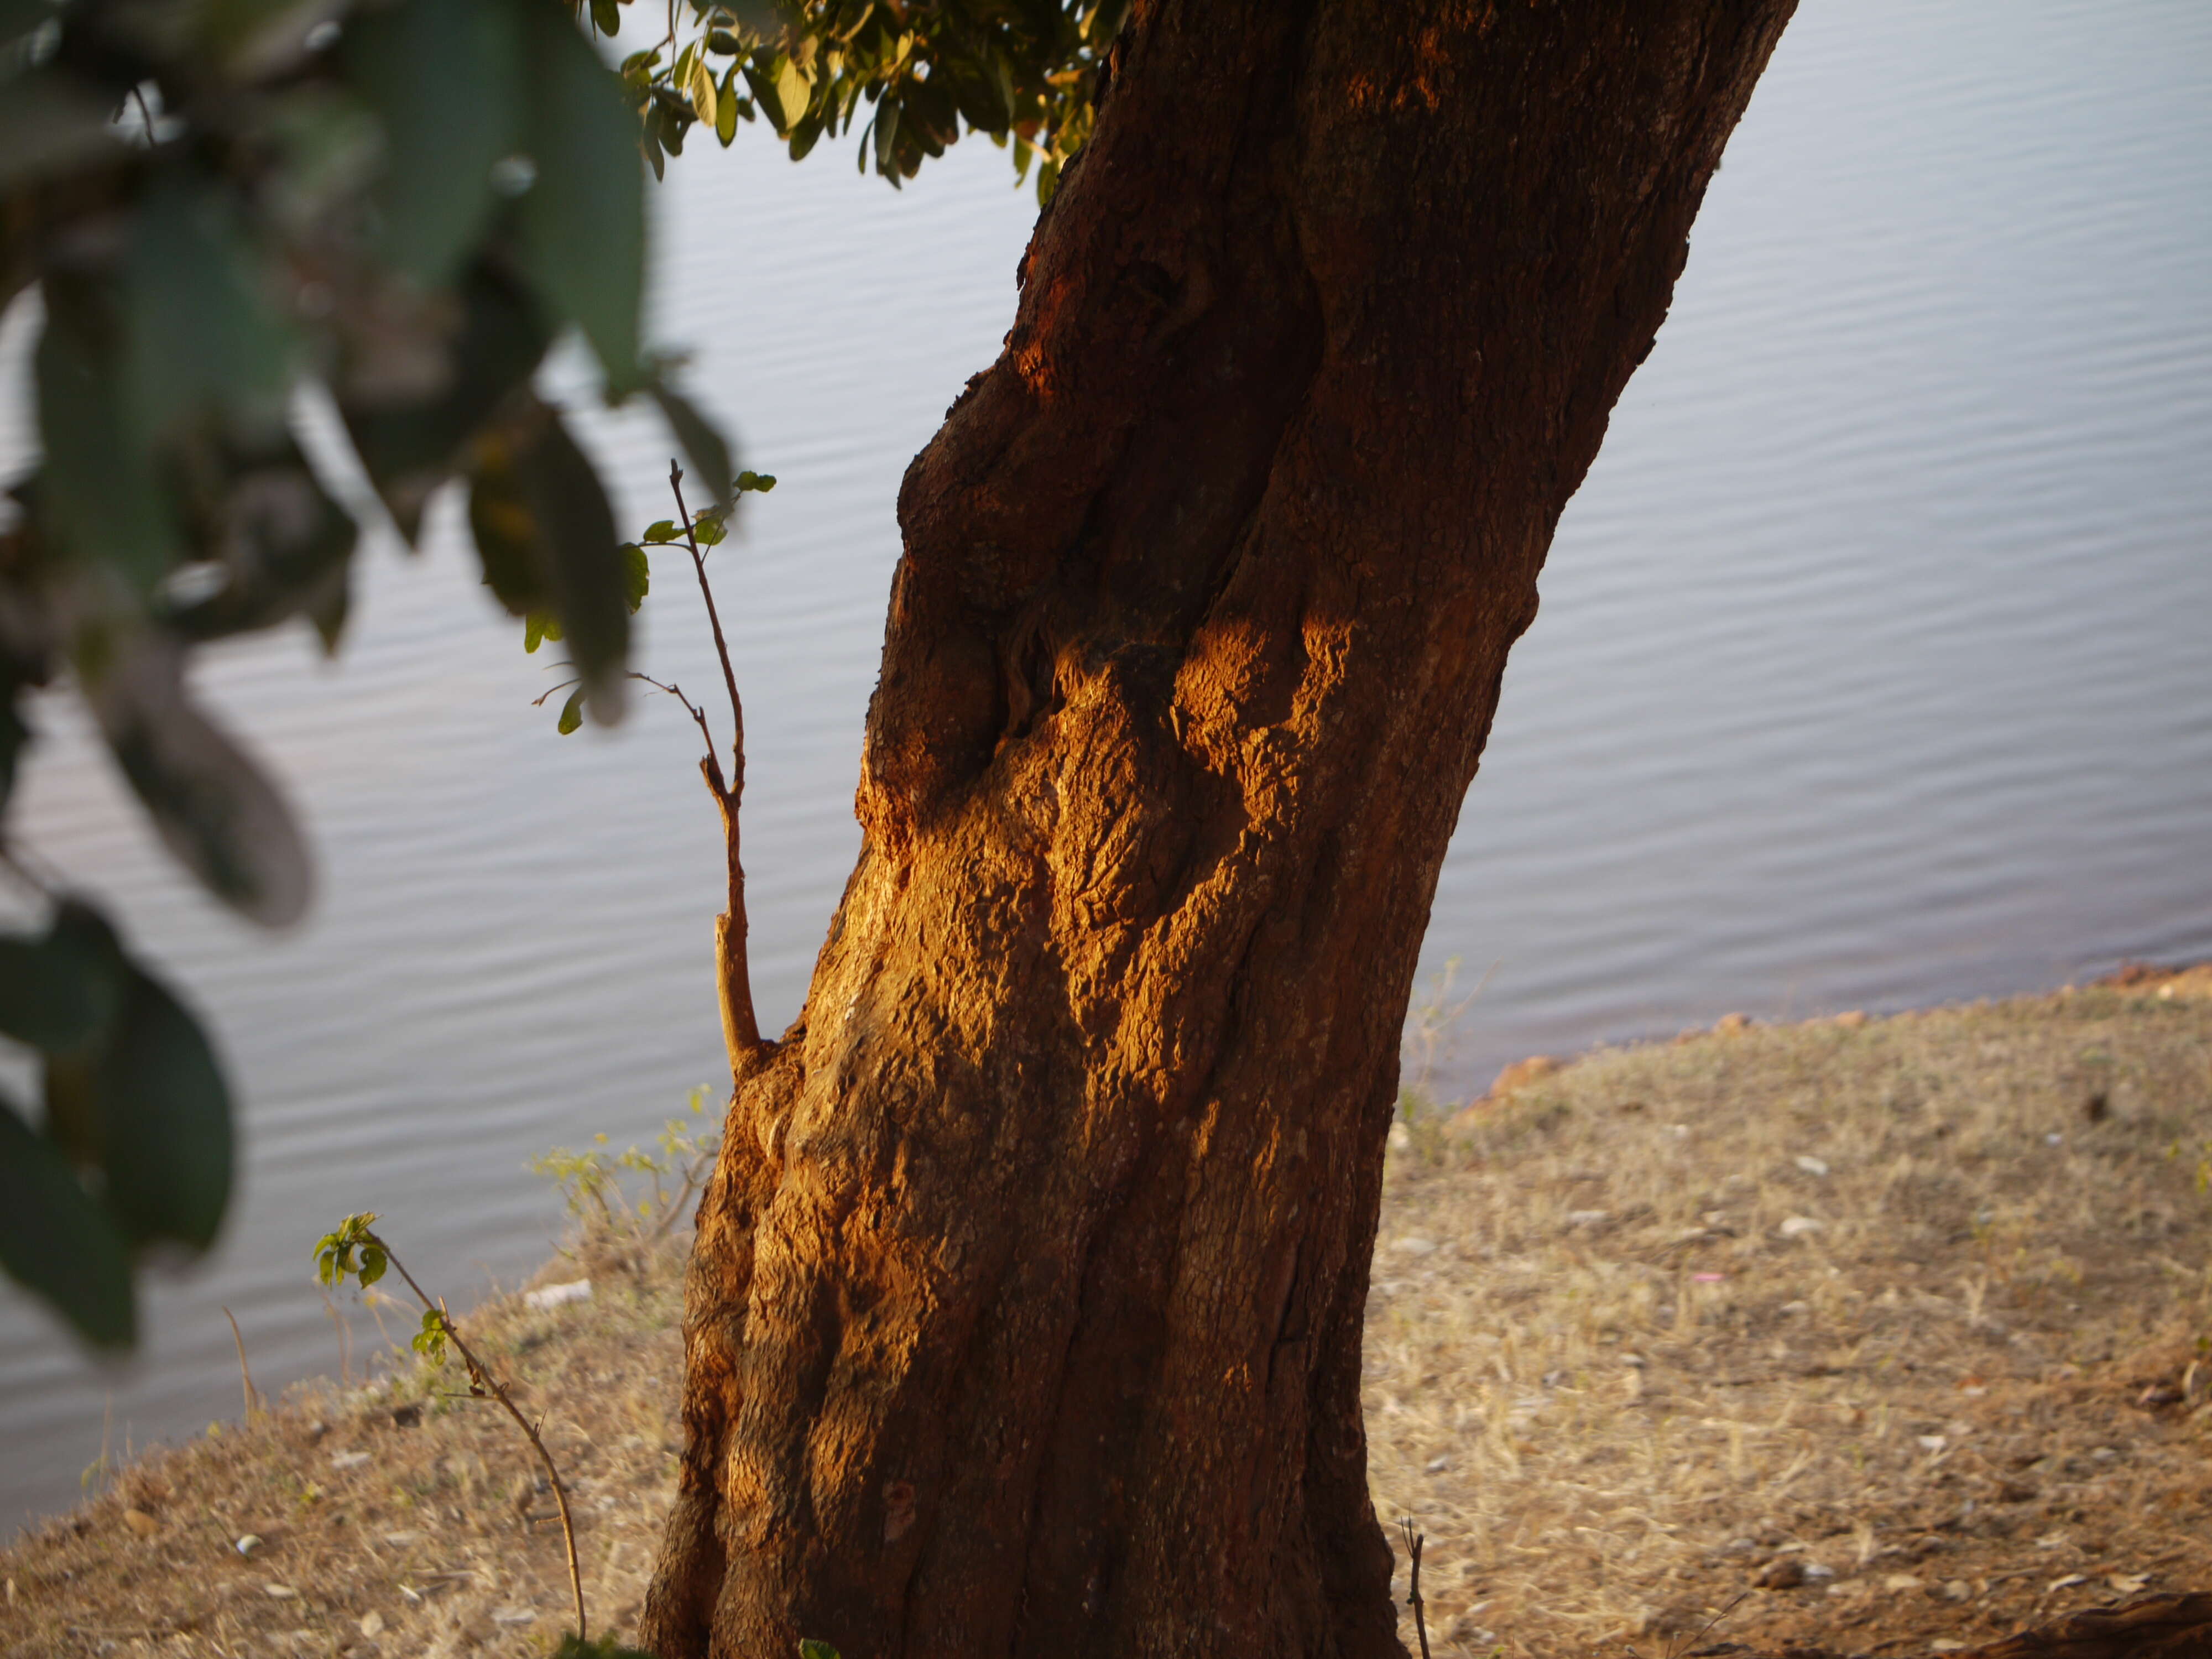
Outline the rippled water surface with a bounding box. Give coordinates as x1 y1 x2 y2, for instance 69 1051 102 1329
3 0 2208 1530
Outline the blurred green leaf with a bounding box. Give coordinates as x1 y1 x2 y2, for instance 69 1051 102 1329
716 0 784 41
308 563 351 655
86 633 314 928
643 520 678 543
648 379 733 509
688 51 717 132
93 964 233 1251
619 542 649 611
775 56 808 134
557 686 585 734
341 264 550 545
35 286 182 592
0 0 58 55
517 2 645 393
589 0 619 36
0 685 27 816
715 66 740 144
467 399 628 712
0 70 122 190
123 170 295 446
0 1095 134 1349
189 0 343 79
872 97 899 175
469 434 552 617
797 1641 842 1659
345 0 522 289
41 1048 97 1168
158 433 359 644
0 902 128 1055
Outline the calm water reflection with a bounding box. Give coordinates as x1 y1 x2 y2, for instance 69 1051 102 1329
2 0 2208 1530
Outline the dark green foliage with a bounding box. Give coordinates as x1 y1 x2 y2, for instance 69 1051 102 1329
0 0 701 1347
592 0 1122 201
91 967 234 1250
0 898 229 1347
0 1096 135 1350
551 1632 665 1657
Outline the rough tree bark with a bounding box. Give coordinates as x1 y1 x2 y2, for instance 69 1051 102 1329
643 2 1796 1653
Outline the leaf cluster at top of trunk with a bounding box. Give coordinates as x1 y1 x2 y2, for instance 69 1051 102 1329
583 0 1125 199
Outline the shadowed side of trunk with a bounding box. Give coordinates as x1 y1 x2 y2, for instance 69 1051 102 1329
643 2 1796 1654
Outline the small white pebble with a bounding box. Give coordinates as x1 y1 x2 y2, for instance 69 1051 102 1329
524 1279 592 1311
234 1534 262 1557
1778 1215 1825 1239
1794 1155 1830 1177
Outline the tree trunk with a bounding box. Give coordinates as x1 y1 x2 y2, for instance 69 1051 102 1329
641 2 1794 1654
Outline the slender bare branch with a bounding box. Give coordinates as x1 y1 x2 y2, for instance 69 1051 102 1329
630 672 728 799
667 462 747 794
667 460 764 1076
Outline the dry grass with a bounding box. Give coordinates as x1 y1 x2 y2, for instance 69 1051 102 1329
1370 966 2212 1659
3 968 2209 1658
0 1237 687 1659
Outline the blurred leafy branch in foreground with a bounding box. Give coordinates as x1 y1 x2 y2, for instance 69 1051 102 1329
0 0 1108 1354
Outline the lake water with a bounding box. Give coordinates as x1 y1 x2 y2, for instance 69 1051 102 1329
3 0 2208 1533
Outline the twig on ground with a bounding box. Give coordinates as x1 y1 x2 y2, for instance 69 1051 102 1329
1669 1590 1749 1659
1400 1517 1433 1659
222 1307 262 1419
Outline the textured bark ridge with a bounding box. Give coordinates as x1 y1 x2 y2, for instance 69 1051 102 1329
642 2 1795 1653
